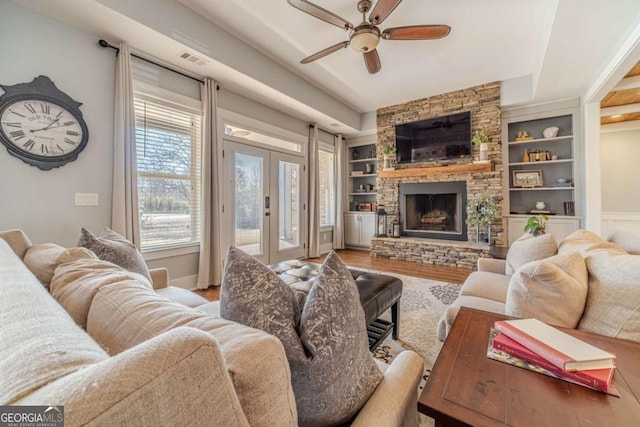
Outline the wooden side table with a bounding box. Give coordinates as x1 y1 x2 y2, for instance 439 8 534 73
419 307 640 426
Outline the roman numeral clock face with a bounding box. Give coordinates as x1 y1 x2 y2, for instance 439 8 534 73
0 76 89 170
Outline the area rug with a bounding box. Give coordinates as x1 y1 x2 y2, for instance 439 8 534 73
350 267 461 426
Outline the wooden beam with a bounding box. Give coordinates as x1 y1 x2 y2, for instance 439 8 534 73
378 161 493 178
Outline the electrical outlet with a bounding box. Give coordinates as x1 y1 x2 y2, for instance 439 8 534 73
75 193 99 206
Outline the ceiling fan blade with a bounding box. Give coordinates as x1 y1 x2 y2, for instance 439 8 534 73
287 0 353 30
382 25 451 40
369 0 402 25
363 49 381 74
301 41 349 64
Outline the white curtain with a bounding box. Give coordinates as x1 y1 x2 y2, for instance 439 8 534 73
111 44 141 246
197 78 222 289
308 125 321 258
333 134 345 249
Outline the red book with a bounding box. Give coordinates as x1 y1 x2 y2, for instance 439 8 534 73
494 318 616 371
493 331 614 391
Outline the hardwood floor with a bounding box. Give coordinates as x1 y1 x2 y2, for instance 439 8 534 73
194 248 472 302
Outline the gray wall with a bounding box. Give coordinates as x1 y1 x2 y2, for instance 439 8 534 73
600 128 640 212
0 1 115 248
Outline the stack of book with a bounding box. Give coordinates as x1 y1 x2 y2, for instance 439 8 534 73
487 318 618 395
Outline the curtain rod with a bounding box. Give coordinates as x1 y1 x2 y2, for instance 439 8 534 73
99 39 216 88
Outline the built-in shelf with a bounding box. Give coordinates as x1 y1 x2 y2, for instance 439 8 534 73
378 161 493 178
507 135 573 145
349 173 378 178
509 187 574 191
509 159 573 166
349 158 377 163
349 192 377 196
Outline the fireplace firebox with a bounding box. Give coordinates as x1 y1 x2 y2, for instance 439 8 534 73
399 182 467 241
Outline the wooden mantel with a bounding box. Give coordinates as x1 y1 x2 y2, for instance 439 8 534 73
378 161 493 178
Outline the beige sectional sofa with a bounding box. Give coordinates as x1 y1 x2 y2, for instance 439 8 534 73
0 229 423 426
438 229 640 343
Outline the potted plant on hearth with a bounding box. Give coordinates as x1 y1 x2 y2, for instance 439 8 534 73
466 195 498 245
471 130 490 162
380 143 395 170
524 214 548 236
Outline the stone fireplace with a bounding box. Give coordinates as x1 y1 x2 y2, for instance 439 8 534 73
399 182 467 241
370 81 504 269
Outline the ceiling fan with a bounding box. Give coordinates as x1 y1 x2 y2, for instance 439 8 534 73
287 0 451 74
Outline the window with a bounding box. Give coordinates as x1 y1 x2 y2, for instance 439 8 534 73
318 147 335 226
134 95 202 250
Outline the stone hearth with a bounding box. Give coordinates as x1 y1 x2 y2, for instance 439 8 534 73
373 82 503 266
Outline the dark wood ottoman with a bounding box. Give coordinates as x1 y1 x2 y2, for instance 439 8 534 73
269 260 402 351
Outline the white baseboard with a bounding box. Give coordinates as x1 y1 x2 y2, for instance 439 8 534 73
169 274 198 290
601 212 640 237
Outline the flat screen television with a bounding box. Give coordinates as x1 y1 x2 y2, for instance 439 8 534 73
395 112 471 163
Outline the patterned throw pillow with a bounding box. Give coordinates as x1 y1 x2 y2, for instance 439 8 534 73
78 227 152 282
221 247 383 426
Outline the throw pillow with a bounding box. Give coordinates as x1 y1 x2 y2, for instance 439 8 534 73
577 249 640 342
558 229 604 256
78 227 152 282
607 227 640 255
23 244 94 287
221 247 383 426
505 233 558 276
505 252 588 328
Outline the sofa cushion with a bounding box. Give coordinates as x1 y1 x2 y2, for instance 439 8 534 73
505 233 558 276
436 296 506 342
0 229 32 259
221 247 383 427
87 281 297 427
23 244 94 287
78 227 152 282
50 257 152 329
577 249 640 342
607 227 640 255
505 252 588 328
0 239 107 405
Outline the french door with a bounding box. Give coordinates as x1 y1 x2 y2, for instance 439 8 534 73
222 140 306 265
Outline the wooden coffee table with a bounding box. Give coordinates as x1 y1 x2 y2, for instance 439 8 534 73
419 307 640 426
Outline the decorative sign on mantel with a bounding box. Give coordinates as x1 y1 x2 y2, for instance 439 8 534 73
378 161 493 179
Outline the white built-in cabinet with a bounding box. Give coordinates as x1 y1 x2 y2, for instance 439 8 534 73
344 135 378 248
502 99 583 245
344 212 376 247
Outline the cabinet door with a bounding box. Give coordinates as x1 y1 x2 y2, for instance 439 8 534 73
344 213 361 246
359 214 376 247
546 218 581 242
508 217 528 245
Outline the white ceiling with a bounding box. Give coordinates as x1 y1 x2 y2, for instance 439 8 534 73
14 0 640 135
177 0 640 112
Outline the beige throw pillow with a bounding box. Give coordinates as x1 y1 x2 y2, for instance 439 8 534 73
505 233 558 276
607 227 640 255
558 229 604 256
577 250 640 342
23 244 94 287
505 253 588 328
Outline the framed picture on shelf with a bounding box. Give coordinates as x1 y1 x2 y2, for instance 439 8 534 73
513 170 543 188
358 202 372 212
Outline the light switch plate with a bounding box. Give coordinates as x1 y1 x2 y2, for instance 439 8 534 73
75 192 99 206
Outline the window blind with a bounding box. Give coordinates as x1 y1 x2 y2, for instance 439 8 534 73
319 148 335 226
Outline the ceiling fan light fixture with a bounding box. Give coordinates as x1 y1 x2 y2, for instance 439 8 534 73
350 27 380 52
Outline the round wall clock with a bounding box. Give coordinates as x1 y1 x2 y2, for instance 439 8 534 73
0 75 88 170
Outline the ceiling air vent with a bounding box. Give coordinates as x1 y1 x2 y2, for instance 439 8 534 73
178 50 207 66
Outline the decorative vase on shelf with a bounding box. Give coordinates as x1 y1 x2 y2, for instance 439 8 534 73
522 149 530 163
479 142 488 161
383 154 393 170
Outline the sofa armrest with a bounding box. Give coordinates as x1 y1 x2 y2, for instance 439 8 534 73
477 257 506 274
351 351 424 427
18 327 250 427
149 267 169 289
